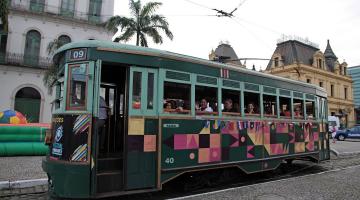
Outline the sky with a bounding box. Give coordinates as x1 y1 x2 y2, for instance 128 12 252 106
113 0 360 71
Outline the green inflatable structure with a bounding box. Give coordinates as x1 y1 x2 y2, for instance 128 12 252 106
0 125 49 156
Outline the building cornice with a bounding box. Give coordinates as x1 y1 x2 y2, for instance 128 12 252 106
9 8 109 33
267 64 352 83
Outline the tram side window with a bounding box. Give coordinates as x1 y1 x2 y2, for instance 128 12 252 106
132 72 142 109
147 73 154 109
306 100 315 119
263 94 277 117
164 82 191 114
293 99 304 119
244 92 259 116
54 80 64 110
195 86 217 115
222 89 240 115
280 97 291 118
67 64 87 110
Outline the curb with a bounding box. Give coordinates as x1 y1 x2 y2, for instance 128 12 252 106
330 148 339 157
0 178 47 190
330 148 360 157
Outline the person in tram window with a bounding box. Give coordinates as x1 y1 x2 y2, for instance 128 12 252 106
246 102 256 114
200 98 213 112
281 104 291 117
294 106 302 117
223 98 236 112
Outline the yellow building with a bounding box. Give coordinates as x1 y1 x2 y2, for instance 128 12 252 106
265 39 354 127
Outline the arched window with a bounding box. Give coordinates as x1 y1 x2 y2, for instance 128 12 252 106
14 87 41 122
24 30 41 66
58 35 71 46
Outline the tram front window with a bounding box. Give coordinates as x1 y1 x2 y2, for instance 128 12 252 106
67 64 87 110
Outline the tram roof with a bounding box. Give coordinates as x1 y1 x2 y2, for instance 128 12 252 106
54 40 327 97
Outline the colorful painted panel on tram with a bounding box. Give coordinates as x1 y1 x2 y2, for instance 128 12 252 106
50 114 91 162
161 119 321 169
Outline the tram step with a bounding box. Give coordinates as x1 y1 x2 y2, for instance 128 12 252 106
97 171 123 193
97 157 123 173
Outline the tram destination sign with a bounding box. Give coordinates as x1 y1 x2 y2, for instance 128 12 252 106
68 48 88 61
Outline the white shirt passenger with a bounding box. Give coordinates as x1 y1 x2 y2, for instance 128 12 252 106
99 96 108 120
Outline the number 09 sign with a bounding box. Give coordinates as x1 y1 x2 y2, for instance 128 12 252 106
68 48 87 61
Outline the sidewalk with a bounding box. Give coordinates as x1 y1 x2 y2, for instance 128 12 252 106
0 156 47 194
330 138 360 157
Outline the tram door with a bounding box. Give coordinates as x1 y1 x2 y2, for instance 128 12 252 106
94 62 127 194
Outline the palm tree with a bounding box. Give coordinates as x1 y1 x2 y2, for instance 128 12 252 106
0 0 9 32
106 0 173 47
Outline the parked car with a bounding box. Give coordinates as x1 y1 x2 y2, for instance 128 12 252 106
335 125 360 141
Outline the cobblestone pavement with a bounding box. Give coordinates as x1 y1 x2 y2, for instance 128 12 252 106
178 160 360 200
0 156 46 181
2 154 360 200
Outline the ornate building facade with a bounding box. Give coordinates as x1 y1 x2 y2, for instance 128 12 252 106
265 39 354 127
0 0 114 123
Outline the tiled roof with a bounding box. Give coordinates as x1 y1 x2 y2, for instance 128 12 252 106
324 40 338 72
266 40 319 70
213 43 242 65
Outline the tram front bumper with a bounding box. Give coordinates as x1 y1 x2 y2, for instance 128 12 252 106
42 157 91 199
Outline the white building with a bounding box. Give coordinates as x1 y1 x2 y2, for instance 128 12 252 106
0 0 114 123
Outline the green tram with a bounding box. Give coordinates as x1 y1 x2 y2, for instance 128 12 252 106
43 40 330 198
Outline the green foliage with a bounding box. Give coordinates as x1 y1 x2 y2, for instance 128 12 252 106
106 0 173 47
43 39 68 92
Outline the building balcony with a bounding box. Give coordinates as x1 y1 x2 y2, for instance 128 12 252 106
0 52 52 69
10 1 105 26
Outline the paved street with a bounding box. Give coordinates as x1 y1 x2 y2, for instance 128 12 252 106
174 164 360 200
1 140 360 199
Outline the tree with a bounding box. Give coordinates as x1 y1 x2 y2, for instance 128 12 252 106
0 0 9 32
106 0 173 47
43 38 70 92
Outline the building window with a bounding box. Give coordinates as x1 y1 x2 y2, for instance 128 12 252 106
331 84 334 97
340 66 343 75
24 30 41 66
274 57 279 67
319 81 323 87
306 79 311 83
58 35 71 46
0 34 7 63
318 59 322 69
344 67 347 75
344 87 348 99
30 0 45 12
89 0 102 23
61 0 75 17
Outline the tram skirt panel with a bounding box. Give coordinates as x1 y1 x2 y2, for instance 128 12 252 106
126 118 157 190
